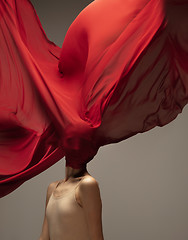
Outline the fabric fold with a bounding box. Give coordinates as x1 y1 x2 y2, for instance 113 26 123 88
0 0 188 197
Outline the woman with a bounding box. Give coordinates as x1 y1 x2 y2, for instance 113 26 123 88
39 161 104 240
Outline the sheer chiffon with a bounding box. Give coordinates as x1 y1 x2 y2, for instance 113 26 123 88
0 0 188 197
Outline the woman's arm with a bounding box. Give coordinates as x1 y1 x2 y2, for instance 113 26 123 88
79 177 104 240
38 181 58 240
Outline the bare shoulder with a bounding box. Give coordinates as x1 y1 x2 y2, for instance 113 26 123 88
81 175 100 188
79 175 101 199
77 175 102 211
47 180 59 193
45 180 59 204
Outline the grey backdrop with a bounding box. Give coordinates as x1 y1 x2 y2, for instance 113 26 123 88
1 1 188 239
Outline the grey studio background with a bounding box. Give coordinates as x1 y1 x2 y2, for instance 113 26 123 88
1 0 188 239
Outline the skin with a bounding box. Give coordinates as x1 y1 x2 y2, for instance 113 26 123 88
39 161 104 240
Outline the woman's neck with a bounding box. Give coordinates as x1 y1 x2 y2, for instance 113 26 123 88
65 164 89 181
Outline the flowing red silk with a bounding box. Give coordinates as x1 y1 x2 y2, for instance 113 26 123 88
0 0 188 197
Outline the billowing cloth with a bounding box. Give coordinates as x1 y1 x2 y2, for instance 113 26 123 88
0 0 188 197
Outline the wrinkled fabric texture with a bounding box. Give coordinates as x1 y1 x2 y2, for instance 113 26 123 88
0 0 188 197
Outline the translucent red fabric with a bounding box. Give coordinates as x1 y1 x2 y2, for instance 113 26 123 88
0 0 188 197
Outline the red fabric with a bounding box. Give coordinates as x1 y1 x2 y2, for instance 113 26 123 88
0 0 188 197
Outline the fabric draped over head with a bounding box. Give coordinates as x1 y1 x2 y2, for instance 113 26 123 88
0 0 188 197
